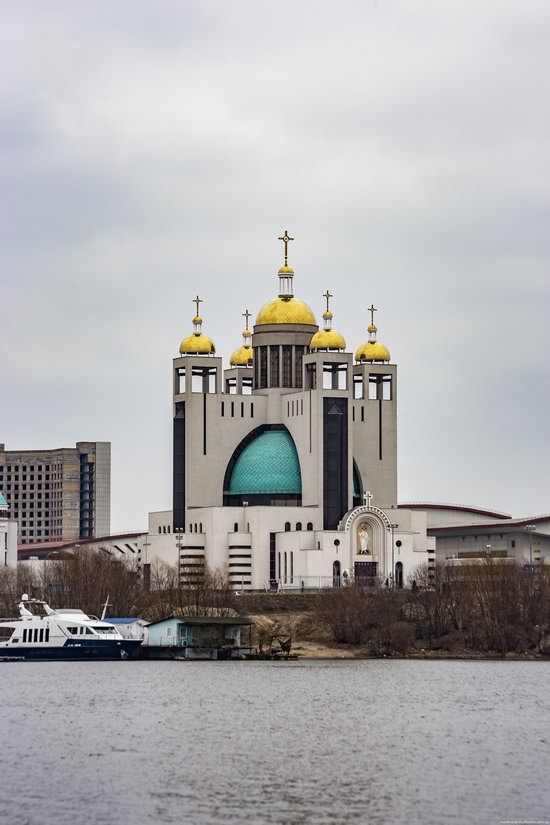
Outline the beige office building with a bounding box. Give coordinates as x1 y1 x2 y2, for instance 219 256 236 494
0 442 110 545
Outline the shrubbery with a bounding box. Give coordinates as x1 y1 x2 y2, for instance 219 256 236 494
315 560 550 655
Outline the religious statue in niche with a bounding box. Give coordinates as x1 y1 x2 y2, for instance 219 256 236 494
357 523 372 555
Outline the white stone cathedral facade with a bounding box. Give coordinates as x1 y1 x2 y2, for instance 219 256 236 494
139 235 435 589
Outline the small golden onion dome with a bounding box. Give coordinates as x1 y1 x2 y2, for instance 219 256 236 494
230 345 253 366
310 329 347 350
256 297 316 325
179 333 216 355
323 311 333 321
368 324 377 333
278 264 294 274
355 341 391 362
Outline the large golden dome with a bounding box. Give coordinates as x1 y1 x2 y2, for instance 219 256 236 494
256 297 316 326
310 328 346 350
355 340 391 362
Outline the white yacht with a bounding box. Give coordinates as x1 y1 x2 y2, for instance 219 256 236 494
0 595 142 661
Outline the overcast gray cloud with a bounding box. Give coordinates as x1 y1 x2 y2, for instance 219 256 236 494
1 0 549 529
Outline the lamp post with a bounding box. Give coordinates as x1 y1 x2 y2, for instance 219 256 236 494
142 534 151 565
389 523 398 586
525 525 536 567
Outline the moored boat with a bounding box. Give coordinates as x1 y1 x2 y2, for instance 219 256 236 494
0 595 141 661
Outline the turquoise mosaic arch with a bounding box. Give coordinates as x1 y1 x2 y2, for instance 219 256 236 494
353 459 363 503
227 428 302 496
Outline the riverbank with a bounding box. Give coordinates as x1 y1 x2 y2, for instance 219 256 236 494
243 595 549 660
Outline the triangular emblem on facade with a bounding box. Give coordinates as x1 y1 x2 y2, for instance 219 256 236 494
328 405 343 415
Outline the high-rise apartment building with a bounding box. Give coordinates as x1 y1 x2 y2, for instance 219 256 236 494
0 442 110 544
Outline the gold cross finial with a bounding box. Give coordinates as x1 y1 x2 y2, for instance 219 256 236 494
278 230 294 266
242 309 251 329
323 290 333 313
193 295 203 316
368 304 377 326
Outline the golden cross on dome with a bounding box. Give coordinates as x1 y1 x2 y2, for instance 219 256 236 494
368 304 377 326
242 309 251 329
193 295 203 316
323 290 333 313
278 230 294 266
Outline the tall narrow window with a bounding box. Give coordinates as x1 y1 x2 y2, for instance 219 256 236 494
282 346 292 387
260 346 268 388
294 346 304 388
177 367 186 394
290 551 294 584
270 346 280 387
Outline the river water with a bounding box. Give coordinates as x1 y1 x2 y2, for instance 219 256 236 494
0 660 548 825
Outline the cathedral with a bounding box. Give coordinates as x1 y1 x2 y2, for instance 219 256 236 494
141 233 435 589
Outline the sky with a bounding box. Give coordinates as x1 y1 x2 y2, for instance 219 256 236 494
1 0 549 531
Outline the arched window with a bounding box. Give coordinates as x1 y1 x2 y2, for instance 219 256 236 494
395 561 404 589
284 552 288 583
158 526 161 534
333 560 341 586
307 522 313 531
290 551 294 583
167 526 170 533
285 522 291 532
199 522 203 533
162 526 166 534
234 522 239 533
296 522 302 531
189 524 192 533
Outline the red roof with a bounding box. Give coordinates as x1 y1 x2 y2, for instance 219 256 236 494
398 502 511 519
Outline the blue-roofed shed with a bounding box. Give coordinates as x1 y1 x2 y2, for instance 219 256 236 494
144 615 253 659
104 617 149 641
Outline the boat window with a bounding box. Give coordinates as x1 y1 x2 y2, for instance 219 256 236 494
67 626 77 634
85 627 94 635
0 626 14 639
45 628 50 642
91 626 117 634
23 629 27 642
39 628 44 642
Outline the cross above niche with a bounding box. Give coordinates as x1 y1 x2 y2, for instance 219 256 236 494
363 491 373 509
